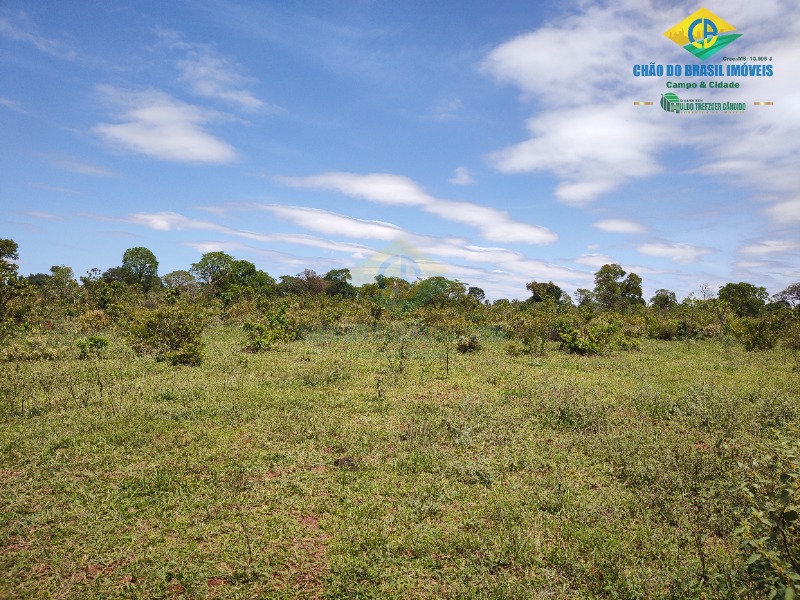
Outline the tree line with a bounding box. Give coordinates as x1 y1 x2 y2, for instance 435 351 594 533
2 238 799 361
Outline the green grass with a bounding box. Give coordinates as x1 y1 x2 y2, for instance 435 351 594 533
1 326 798 598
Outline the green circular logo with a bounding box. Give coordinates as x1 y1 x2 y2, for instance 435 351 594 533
661 92 680 113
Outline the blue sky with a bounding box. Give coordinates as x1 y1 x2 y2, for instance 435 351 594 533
2 0 798 301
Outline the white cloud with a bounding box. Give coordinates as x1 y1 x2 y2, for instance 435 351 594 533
593 219 646 234
0 96 31 114
765 199 800 223
158 29 265 112
93 86 237 164
740 240 799 256
116 210 370 255
279 171 557 244
487 105 664 206
427 97 463 121
637 242 713 264
256 204 406 240
24 211 63 221
0 11 78 60
50 156 114 177
481 0 800 209
736 261 770 270
576 253 614 268
278 172 432 206
449 166 474 185
257 202 581 284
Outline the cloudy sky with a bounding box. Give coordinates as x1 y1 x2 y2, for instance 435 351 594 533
2 0 798 300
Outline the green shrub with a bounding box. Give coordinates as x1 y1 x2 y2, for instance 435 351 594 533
734 427 800 598
75 335 109 359
737 316 782 351
78 309 111 332
556 316 640 355
456 334 480 353
127 304 206 365
242 303 298 352
0 333 62 362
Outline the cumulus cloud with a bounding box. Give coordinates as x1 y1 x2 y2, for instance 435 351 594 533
486 105 664 205
593 219 646 234
279 171 557 244
93 86 237 164
637 242 713 264
481 0 800 211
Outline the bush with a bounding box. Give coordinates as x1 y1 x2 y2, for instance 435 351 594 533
75 335 109 359
0 333 62 362
555 316 640 355
734 427 800 598
127 304 206 365
737 316 782 351
243 304 298 352
78 309 111 332
456 334 480 353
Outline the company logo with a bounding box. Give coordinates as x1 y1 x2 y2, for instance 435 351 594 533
664 8 742 61
659 93 746 115
660 92 681 113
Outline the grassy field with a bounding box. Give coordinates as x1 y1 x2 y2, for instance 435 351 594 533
1 325 798 598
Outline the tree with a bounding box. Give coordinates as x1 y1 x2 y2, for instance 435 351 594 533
650 289 677 310
593 264 644 311
467 286 486 303
775 283 800 308
162 270 196 291
191 251 236 293
526 281 570 305
0 239 27 323
718 282 768 317
277 275 304 297
575 288 596 308
324 269 355 298
406 276 466 310
45 265 80 310
101 266 128 283
121 247 160 291
231 260 275 296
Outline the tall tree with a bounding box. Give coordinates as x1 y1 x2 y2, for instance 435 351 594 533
526 281 566 304
718 282 768 317
121 247 160 291
593 264 644 311
191 251 236 293
775 283 800 308
0 239 26 321
324 269 355 298
467 286 486 303
650 289 677 309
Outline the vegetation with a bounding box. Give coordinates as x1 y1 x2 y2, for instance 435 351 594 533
2 238 799 598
